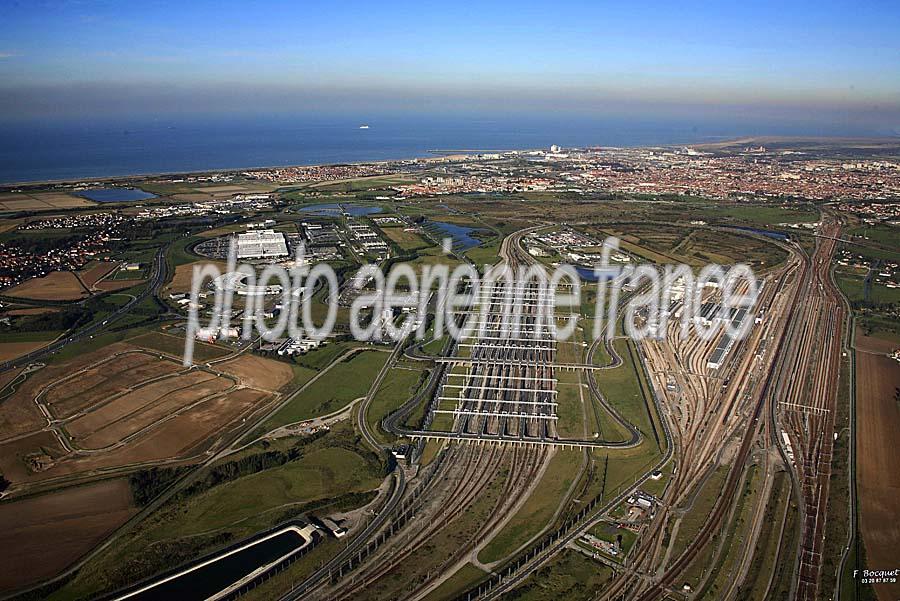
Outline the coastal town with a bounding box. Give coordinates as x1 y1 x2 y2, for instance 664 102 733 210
3 140 898 297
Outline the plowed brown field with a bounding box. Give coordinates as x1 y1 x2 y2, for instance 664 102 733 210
856 348 900 601
0 479 135 593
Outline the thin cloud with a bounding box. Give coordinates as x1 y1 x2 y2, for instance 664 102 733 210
0 52 18 59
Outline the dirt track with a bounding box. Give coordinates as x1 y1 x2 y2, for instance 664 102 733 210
217 354 294 391
0 345 285 487
78 261 117 288
44 352 180 418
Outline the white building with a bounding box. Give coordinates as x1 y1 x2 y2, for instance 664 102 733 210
235 229 288 259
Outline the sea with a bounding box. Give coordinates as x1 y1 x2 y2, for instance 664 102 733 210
0 113 879 184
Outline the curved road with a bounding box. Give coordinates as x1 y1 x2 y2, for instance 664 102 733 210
0 245 169 374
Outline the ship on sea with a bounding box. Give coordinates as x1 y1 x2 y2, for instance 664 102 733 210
359 124 370 129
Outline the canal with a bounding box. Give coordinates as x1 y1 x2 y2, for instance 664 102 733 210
114 525 317 601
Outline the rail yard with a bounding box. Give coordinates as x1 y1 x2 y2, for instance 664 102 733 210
0 139 896 601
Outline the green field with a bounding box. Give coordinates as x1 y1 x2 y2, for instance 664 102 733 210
381 226 432 251
587 521 638 557
478 449 582 564
263 349 389 427
693 465 762 596
846 224 900 261
150 446 381 540
0 329 61 343
593 339 659 445
464 238 503 267
594 223 787 269
669 464 729 562
421 333 449 355
311 175 414 192
110 265 149 280
284 362 318 389
640 456 674 498
293 340 359 371
406 245 462 269
835 266 868 303
50 424 383 601
503 548 613 601
848 223 898 246
695 203 818 225
555 379 586 438
579 338 666 503
366 365 427 444
423 562 488 601
167 234 205 267
835 267 900 305
735 471 792 601
46 326 141 363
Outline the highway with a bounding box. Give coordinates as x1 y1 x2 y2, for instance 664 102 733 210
0 245 169 374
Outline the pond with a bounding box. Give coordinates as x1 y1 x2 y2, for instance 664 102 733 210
575 265 621 282
298 203 382 217
426 220 484 251
76 188 157 202
725 225 789 241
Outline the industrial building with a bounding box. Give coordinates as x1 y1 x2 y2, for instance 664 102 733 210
235 229 288 260
706 307 750 369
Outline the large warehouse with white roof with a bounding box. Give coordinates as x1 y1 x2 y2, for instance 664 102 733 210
235 229 289 260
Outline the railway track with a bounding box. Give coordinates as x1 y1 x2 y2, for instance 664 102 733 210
465 234 803 601
326 444 549 601
774 219 846 601
604 226 841 601
582 240 801 599
292 227 563 600
624 246 807 600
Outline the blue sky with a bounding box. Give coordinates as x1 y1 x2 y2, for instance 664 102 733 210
1 0 898 127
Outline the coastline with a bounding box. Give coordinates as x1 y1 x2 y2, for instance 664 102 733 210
2 135 899 190
0 155 419 190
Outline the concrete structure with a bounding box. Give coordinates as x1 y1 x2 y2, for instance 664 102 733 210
320 517 347 538
212 272 285 296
